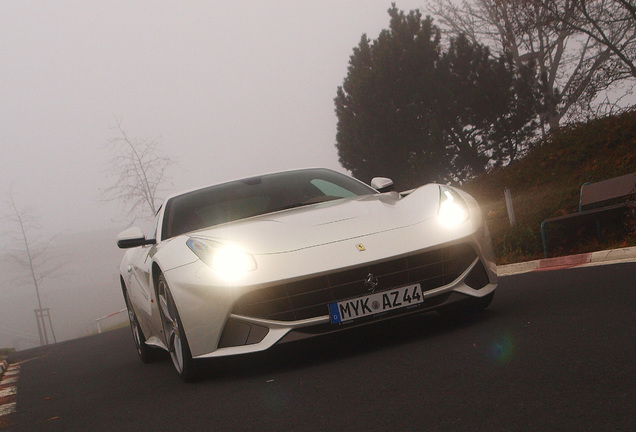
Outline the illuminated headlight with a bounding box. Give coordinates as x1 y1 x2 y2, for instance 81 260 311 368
438 186 469 227
186 238 257 281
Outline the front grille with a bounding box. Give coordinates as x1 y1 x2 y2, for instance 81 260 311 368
232 243 477 321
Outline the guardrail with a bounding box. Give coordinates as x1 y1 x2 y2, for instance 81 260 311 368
95 308 127 333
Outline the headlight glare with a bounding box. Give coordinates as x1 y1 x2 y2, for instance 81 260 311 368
438 187 469 227
186 238 257 281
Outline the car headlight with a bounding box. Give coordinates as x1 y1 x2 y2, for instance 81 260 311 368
186 237 257 281
438 186 469 227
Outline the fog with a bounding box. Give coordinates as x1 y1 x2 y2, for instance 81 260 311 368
0 229 123 350
0 1 429 349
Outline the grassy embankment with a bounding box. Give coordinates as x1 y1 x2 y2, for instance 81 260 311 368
463 109 636 264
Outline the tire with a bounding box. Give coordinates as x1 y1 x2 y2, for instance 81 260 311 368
124 289 158 363
156 273 199 381
439 291 495 316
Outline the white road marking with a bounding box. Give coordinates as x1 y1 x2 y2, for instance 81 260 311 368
1 377 18 385
0 387 17 398
1 364 19 421
0 402 17 416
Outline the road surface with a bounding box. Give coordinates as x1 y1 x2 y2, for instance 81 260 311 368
3 262 635 431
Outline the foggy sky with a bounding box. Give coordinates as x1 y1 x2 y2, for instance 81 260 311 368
1 1 427 349
1 1 426 238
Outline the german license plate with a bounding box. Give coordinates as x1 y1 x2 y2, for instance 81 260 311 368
328 283 423 324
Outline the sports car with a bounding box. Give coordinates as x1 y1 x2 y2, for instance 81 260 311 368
117 168 497 380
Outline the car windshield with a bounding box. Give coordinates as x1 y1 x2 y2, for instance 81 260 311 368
161 169 376 239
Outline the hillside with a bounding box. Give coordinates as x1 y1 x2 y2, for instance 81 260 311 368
463 109 636 264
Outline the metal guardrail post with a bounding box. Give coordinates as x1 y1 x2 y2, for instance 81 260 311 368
541 221 549 258
504 188 516 227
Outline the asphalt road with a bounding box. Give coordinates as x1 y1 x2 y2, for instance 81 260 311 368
5 263 635 432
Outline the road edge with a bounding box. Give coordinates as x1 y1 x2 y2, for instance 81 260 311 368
497 246 636 276
0 360 7 383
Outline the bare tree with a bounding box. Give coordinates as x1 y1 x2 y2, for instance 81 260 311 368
426 0 636 131
538 0 636 79
102 118 175 223
3 189 62 346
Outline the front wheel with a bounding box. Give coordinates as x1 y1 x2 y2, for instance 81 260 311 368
156 273 199 381
124 289 158 363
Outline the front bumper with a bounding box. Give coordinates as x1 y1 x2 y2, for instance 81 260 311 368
162 214 498 359
203 244 496 358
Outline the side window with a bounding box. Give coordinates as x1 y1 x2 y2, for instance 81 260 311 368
310 179 357 198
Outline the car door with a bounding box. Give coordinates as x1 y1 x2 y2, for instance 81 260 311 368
124 214 161 333
126 245 155 320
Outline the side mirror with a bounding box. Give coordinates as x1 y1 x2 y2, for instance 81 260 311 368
117 227 156 249
371 177 395 193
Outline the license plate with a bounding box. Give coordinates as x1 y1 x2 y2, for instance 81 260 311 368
329 283 423 324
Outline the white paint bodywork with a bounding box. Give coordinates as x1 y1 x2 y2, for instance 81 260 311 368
119 176 497 359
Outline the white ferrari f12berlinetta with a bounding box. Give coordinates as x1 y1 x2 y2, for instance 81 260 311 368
117 168 497 380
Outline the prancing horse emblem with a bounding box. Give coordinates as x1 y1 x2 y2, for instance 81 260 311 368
364 273 379 293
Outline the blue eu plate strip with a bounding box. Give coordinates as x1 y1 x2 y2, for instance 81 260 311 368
328 303 341 324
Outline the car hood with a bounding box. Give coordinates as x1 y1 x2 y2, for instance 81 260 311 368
187 185 441 255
